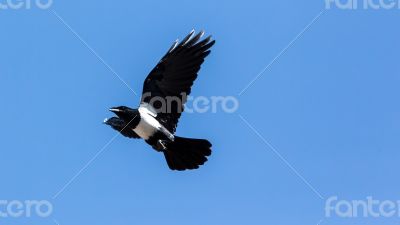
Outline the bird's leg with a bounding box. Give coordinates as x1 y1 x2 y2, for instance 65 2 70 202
156 140 168 151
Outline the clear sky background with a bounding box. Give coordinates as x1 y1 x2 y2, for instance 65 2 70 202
1 0 400 224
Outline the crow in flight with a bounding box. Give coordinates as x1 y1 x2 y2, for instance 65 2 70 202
104 30 215 171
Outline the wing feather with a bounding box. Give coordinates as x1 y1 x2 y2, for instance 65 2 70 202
140 30 215 133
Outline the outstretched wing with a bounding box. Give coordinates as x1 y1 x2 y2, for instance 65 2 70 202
104 117 140 139
141 30 215 133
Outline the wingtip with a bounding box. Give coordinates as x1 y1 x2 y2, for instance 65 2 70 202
181 30 196 46
168 39 179 53
209 38 216 45
199 30 205 38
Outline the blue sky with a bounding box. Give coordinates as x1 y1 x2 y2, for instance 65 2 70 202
1 0 400 224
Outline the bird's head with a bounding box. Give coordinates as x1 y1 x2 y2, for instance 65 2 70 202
109 106 138 121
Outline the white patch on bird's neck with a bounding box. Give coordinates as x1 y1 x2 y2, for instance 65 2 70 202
139 103 157 117
133 105 161 140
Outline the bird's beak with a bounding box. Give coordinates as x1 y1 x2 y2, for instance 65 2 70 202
109 108 120 112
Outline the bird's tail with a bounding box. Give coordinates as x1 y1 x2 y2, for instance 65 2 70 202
163 136 212 171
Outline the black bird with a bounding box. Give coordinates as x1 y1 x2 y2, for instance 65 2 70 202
104 30 215 171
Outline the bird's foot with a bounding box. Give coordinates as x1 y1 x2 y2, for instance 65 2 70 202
156 140 168 152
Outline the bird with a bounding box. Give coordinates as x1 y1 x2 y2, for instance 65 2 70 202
104 30 215 171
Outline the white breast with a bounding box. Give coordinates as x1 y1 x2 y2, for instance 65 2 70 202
133 106 162 140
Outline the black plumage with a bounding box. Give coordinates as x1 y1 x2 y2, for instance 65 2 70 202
104 117 140 139
142 30 215 133
104 30 215 171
